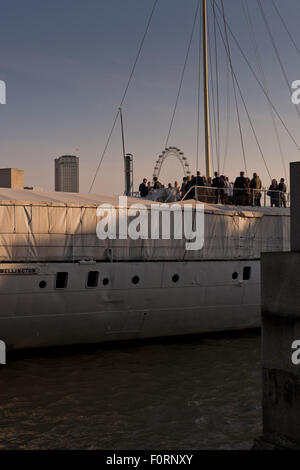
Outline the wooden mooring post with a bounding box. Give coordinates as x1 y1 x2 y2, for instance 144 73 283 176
254 162 300 449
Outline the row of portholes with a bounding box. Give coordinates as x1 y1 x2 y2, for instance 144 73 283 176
38 271 181 289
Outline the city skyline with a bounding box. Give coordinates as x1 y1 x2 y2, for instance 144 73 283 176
0 0 299 194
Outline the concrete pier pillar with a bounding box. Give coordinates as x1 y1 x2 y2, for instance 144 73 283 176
254 162 300 449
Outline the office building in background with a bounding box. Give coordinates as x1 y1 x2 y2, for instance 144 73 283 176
0 168 24 189
54 155 79 193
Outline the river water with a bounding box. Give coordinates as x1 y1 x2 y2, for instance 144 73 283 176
0 331 261 450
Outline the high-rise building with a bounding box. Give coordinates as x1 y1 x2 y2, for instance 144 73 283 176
55 155 79 193
0 168 24 189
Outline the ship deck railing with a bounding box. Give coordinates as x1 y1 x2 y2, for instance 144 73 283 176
130 186 290 208
182 186 289 208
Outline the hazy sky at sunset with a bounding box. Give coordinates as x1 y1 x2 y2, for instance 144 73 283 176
0 0 300 194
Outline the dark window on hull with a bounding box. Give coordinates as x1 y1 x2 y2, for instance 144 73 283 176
243 267 252 281
87 271 99 288
56 272 68 289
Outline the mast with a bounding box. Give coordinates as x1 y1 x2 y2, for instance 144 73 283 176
202 0 212 178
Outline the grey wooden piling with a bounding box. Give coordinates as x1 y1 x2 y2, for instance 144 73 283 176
254 162 300 449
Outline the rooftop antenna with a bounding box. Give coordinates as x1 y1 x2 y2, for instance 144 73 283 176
119 106 126 163
119 106 133 196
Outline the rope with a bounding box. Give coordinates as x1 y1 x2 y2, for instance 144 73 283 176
219 1 273 180
220 0 248 177
222 35 231 175
212 0 300 153
271 0 300 58
196 0 202 172
89 0 159 193
212 0 220 169
243 0 287 182
216 0 272 180
257 0 300 120
207 16 219 173
164 0 200 149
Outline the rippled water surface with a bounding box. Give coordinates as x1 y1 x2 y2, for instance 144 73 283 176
0 331 261 450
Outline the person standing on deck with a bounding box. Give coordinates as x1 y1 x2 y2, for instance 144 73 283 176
194 171 204 201
153 177 162 190
181 177 187 199
277 178 287 208
234 171 249 206
250 173 262 207
267 179 279 207
139 178 148 198
212 171 222 204
147 181 153 196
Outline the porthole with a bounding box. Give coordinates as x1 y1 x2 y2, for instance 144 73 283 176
39 280 47 289
132 276 140 285
232 272 239 280
172 274 180 283
102 278 109 286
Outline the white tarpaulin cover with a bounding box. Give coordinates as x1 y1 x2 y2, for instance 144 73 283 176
0 188 290 262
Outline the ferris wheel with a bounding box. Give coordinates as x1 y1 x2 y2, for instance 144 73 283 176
153 147 191 180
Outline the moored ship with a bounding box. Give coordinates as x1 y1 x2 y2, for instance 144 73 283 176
0 188 289 349
0 0 297 350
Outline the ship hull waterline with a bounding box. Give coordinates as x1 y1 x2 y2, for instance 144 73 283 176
0 259 260 350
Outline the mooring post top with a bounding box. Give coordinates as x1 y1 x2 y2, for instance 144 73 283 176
290 162 300 252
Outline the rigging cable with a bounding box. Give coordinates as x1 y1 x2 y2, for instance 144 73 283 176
271 0 300 58
243 0 287 182
89 0 159 193
212 0 221 170
257 0 300 120
208 73 216 175
207 13 219 173
220 0 248 176
222 22 231 175
215 0 272 180
196 0 202 172
212 0 300 153
164 0 200 149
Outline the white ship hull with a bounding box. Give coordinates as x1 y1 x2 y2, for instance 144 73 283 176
0 259 260 350
0 189 289 350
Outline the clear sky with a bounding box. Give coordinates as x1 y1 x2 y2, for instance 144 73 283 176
0 0 299 194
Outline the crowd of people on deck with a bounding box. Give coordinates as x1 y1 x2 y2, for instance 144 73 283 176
139 171 287 208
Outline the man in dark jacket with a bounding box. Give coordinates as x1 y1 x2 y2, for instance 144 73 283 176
234 171 249 206
212 171 225 204
195 171 204 187
139 178 148 198
212 171 222 188
183 176 194 200
191 171 204 200
181 177 187 199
